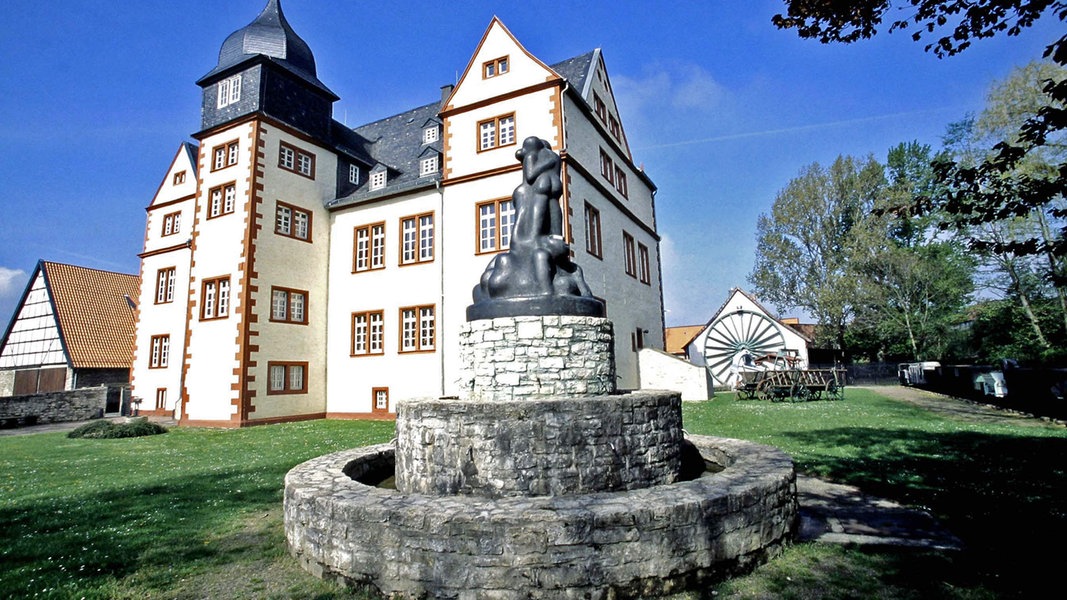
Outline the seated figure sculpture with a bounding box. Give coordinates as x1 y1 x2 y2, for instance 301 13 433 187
467 137 605 320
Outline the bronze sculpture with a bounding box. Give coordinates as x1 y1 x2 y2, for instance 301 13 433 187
467 137 605 320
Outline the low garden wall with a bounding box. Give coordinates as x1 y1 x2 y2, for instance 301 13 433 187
0 386 112 427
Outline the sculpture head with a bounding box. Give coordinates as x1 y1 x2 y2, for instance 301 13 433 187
516 136 560 185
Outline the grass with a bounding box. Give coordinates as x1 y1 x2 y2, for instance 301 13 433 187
0 388 1063 599
0 420 394 599
688 389 1067 599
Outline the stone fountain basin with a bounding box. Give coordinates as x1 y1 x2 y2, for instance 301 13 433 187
284 435 798 599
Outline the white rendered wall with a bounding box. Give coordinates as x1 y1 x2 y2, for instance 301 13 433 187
130 251 190 413
182 122 257 422
131 144 197 414
246 124 334 420
638 348 713 401
445 86 561 181
326 188 445 415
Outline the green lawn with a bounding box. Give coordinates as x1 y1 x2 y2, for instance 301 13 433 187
1 388 1064 599
688 389 1067 599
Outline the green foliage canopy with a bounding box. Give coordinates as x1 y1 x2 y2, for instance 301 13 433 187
748 155 884 351
775 0 1067 284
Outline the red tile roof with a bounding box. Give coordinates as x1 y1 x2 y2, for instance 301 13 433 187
665 325 704 355
43 262 139 369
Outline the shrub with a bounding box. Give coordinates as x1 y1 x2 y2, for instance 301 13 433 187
68 418 168 439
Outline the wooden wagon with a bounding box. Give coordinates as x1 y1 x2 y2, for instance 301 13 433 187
735 368 846 402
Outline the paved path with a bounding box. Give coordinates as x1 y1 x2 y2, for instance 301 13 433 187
796 475 962 549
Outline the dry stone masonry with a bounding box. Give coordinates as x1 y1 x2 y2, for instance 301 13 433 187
285 313 799 597
285 436 797 599
0 386 111 426
457 316 615 401
395 391 683 497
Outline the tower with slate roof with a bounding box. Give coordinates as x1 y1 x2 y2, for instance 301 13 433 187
131 1 665 426
196 0 338 139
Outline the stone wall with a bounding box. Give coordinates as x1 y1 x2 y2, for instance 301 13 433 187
395 391 683 497
0 386 110 425
0 370 13 397
284 435 798 599
456 316 615 401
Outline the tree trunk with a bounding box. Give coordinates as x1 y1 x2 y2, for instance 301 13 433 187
1004 254 1050 348
1036 211 1067 335
903 311 920 361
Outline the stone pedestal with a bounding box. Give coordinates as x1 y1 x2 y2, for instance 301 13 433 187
456 315 615 402
395 391 682 497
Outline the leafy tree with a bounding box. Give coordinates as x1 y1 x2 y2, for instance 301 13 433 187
962 296 1067 362
973 60 1067 329
849 235 975 360
774 0 1067 365
939 63 1067 351
774 1 1067 283
772 1 1065 60
847 143 975 361
748 155 884 354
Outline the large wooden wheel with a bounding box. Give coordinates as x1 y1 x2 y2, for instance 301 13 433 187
703 309 787 385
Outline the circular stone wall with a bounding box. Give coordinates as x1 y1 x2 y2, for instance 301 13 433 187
395 391 682 497
284 436 798 599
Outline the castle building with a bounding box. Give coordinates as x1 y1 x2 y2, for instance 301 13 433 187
131 0 664 426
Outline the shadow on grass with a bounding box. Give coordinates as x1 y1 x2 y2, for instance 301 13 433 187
714 543 996 600
0 467 283 598
782 426 1067 598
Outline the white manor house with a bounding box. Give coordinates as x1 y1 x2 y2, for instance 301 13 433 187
131 0 665 426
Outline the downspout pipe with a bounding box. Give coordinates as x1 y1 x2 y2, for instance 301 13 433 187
436 177 446 398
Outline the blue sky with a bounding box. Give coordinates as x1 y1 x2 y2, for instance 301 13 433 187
0 0 1060 328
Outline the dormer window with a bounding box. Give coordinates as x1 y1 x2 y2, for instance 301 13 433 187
420 154 439 177
370 169 387 190
217 74 241 109
349 164 361 185
423 125 440 144
483 56 509 79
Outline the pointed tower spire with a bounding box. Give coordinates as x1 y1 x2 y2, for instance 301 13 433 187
195 0 337 136
196 0 331 94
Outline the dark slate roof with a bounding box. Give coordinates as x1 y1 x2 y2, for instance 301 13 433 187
181 142 199 177
551 51 597 96
326 102 444 208
197 0 335 97
325 51 596 209
328 121 376 167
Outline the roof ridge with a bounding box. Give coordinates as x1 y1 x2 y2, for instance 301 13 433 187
351 100 443 133
42 260 137 278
